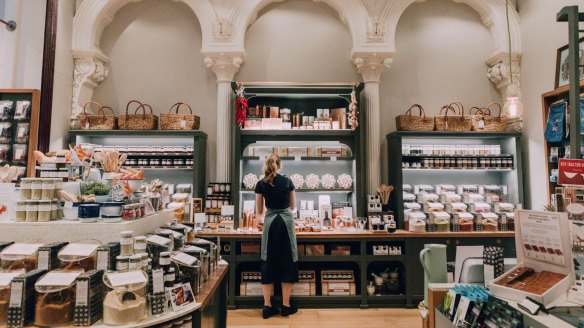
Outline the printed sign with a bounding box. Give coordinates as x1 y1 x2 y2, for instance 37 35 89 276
558 158 584 186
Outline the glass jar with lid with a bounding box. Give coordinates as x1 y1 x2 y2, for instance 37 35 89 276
41 178 55 200
129 255 142 270
58 242 100 272
26 201 39 222
30 179 42 200
34 271 82 327
37 200 52 222
122 205 136 221
15 201 27 222
134 236 147 253
120 231 134 256
116 255 129 272
19 178 33 200
51 201 60 220
102 270 148 326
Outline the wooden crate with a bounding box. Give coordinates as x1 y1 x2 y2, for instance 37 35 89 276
321 270 356 296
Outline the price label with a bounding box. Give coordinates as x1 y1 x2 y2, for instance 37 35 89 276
37 250 49 270
330 156 337 161
64 201 73 209
9 281 23 307
180 120 187 129
111 185 124 201
152 269 164 294
294 156 301 162
96 250 109 271
76 280 89 306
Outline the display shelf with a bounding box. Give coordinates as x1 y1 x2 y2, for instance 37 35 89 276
541 80 584 203
0 210 174 243
234 255 362 263
241 155 354 161
240 188 353 194
69 130 207 198
402 154 513 158
402 168 513 172
0 89 41 178
387 131 526 228
231 82 366 226
365 255 406 262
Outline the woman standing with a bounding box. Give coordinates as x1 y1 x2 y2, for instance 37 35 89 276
255 154 299 319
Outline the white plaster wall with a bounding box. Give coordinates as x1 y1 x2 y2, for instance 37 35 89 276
50 0 75 150
518 0 579 210
0 0 45 88
91 0 218 180
379 0 501 183
237 0 359 82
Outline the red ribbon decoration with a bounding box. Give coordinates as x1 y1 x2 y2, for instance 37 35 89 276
236 96 248 128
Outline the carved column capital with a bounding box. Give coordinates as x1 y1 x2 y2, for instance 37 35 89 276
71 52 110 123
352 53 393 82
203 52 245 83
486 54 521 97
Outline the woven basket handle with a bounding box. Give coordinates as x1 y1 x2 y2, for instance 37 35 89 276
440 105 457 117
169 102 193 115
139 104 153 116
125 100 145 117
484 103 502 119
404 104 426 118
83 101 102 116
448 102 465 117
469 106 484 116
100 106 115 117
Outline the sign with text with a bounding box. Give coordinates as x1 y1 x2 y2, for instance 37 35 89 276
558 158 584 186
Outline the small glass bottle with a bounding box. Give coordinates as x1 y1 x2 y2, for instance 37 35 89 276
41 179 55 200
120 231 134 256
134 236 147 253
165 267 176 288
116 255 129 271
30 179 42 200
139 252 149 271
15 201 27 222
122 205 136 221
20 178 32 200
129 254 142 270
159 251 171 271
26 201 38 222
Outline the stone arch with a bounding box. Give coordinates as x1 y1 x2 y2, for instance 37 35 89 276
381 0 521 60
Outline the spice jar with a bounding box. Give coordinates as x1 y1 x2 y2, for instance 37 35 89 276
116 255 129 271
122 205 136 221
51 201 60 220
120 231 134 256
0 271 21 327
34 271 81 327
20 178 32 200
58 242 99 271
31 179 42 200
129 254 142 270
139 203 146 218
134 236 147 253
165 267 176 288
138 253 148 271
26 201 39 222
37 200 52 222
41 178 55 200
15 201 27 222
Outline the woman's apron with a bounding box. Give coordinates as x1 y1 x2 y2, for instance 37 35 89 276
261 208 298 262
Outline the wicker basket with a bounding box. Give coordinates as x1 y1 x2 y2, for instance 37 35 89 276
395 104 435 131
471 103 507 132
79 101 118 130
435 102 472 132
118 100 158 130
160 102 200 130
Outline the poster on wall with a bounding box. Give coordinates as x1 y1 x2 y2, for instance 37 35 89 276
558 159 584 186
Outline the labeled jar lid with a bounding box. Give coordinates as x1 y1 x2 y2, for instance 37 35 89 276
121 230 133 237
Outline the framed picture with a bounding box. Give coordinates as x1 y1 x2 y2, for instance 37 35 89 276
555 36 584 88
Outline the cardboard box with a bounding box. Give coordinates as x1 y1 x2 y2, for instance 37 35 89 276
489 210 574 307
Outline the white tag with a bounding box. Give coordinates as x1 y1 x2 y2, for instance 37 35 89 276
478 120 485 129
111 185 124 201
37 272 81 287
76 280 89 306
194 213 206 224
64 201 73 209
37 250 49 270
180 120 187 129
221 205 235 216
2 243 44 256
106 271 147 287
0 271 22 287
152 269 164 293
97 250 109 271
9 281 23 307
14 149 23 159
147 235 171 246
172 252 197 266
294 156 301 161
519 298 541 315
330 156 337 161
59 243 99 257
17 128 25 138
370 217 381 225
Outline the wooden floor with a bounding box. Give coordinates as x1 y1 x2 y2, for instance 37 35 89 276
226 308 421 328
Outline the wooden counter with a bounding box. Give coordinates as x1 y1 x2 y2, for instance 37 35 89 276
197 229 515 239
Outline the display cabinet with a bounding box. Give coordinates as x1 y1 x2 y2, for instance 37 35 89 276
69 130 207 198
387 131 526 228
0 89 41 178
230 82 366 225
541 80 584 203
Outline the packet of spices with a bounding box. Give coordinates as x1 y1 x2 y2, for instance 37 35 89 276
7 269 47 328
96 242 120 271
74 270 105 326
37 242 68 271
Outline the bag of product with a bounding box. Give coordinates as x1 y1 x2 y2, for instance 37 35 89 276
545 100 567 143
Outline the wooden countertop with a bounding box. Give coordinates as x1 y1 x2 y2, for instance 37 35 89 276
196 229 515 239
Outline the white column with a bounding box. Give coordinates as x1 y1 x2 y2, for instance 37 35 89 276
352 53 393 194
204 53 244 182
70 51 109 128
